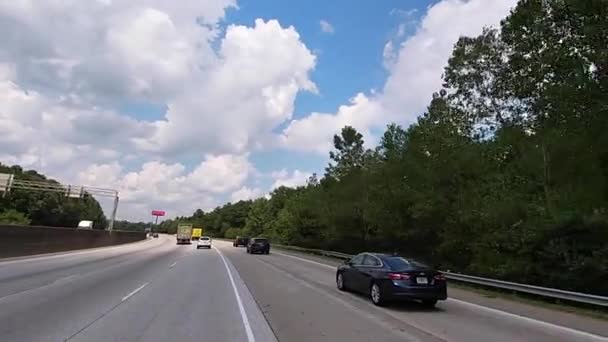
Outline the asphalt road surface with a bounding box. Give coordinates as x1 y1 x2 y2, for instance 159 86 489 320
0 236 606 342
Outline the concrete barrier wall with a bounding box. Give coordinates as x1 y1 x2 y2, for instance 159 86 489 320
0 225 146 259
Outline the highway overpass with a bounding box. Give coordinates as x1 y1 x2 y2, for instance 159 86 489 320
0 236 606 342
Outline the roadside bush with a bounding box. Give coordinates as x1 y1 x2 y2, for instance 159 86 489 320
0 209 31 225
224 227 241 239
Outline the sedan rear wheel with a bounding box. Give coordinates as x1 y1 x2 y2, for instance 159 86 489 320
370 282 386 306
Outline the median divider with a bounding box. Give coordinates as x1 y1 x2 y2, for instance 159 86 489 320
0 224 147 259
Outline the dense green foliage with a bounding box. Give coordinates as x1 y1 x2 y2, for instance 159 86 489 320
156 201 253 236
148 0 608 295
0 163 107 228
112 220 151 232
0 209 31 225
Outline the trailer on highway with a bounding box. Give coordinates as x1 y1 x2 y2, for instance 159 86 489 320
176 224 193 244
77 220 94 229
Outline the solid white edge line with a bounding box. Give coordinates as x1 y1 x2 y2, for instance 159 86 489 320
272 251 335 269
169 262 177 268
121 282 149 302
274 250 608 341
448 299 608 341
215 247 256 342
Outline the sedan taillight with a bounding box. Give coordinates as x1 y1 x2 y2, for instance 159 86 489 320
388 273 411 280
434 274 446 280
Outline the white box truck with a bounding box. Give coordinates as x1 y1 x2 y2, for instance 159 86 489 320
77 220 94 229
176 224 193 244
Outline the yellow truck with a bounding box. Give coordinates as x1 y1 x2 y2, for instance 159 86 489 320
191 228 203 240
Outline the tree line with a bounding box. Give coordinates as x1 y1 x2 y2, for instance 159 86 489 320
112 220 152 232
0 163 108 228
161 0 608 295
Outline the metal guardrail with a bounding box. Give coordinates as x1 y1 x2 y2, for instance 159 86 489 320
445 272 608 307
273 244 608 307
274 244 352 259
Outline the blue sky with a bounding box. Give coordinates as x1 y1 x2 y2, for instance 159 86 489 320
227 0 428 176
120 0 428 121
119 0 432 183
227 0 427 115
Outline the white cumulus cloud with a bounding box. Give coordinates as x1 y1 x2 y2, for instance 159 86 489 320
281 0 518 155
0 1 317 220
230 186 264 203
271 169 311 190
280 93 381 153
134 18 317 157
76 154 253 220
319 20 334 34
187 154 254 194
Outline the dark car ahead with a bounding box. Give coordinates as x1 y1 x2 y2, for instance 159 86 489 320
336 253 447 307
246 238 270 254
152 233 159 238
233 236 250 247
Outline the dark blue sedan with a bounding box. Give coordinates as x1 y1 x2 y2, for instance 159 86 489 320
336 253 447 307
246 237 270 254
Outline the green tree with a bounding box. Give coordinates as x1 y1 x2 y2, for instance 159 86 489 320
224 227 242 239
0 163 107 228
243 198 272 237
325 126 366 179
0 209 31 225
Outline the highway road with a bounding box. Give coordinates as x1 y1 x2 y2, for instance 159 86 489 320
0 235 606 342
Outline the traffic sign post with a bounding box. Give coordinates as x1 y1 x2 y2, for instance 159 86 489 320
151 210 165 233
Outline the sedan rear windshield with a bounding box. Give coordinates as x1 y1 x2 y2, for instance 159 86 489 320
253 238 268 243
385 257 428 271
200 237 210 240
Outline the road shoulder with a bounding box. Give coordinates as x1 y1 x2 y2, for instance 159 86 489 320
271 246 608 338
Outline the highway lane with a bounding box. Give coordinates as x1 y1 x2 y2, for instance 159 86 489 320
0 236 169 299
215 240 608 342
0 235 275 342
1 235 606 342
216 241 435 342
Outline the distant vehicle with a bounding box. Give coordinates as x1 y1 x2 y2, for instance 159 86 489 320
77 220 93 229
336 253 447 307
246 237 270 254
197 236 212 249
152 233 159 238
176 224 193 244
191 228 203 240
233 236 250 247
